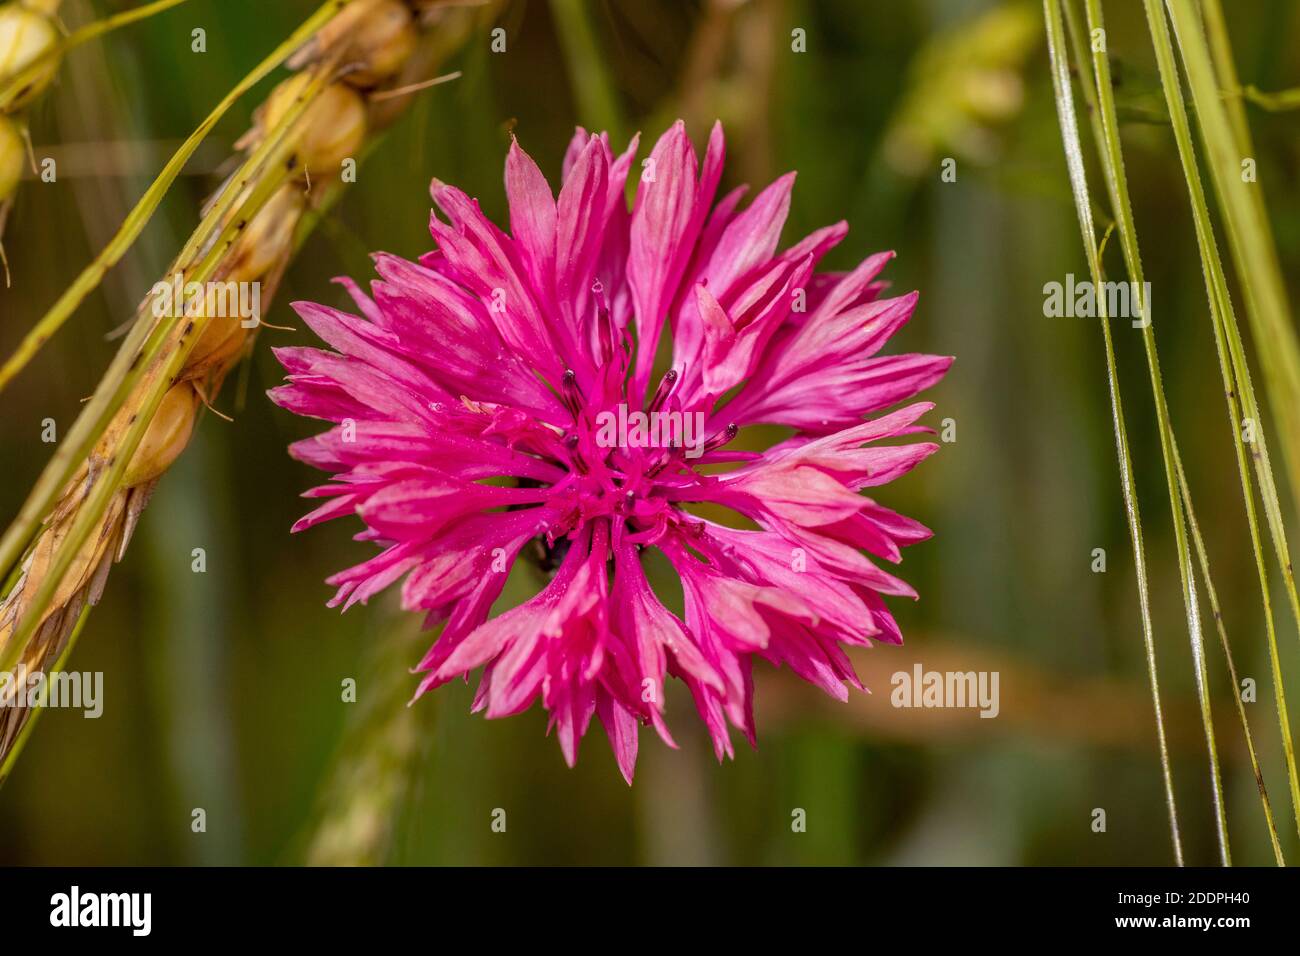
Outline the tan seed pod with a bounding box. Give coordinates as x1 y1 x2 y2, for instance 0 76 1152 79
263 73 368 176
185 297 250 376
0 3 61 112
292 0 417 89
0 112 20 201
341 0 417 88
123 382 200 487
225 182 306 284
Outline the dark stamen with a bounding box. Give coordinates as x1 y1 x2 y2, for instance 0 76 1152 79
559 368 582 419
701 422 739 454
563 430 585 474
647 368 679 415
596 302 615 364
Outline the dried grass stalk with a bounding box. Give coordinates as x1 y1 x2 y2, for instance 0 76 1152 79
0 0 493 780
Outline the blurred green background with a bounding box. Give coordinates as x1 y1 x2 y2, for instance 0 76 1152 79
1 0 1299 865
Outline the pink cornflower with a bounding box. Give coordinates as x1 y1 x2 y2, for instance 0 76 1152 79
270 121 951 782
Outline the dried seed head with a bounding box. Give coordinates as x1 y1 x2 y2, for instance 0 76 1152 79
263 73 368 176
298 0 417 89
226 182 306 284
0 112 20 201
123 382 200 487
0 3 61 111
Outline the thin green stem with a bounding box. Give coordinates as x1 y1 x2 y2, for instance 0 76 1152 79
1043 0 1183 865
1239 85 1300 112
1175 443 1285 864
1078 0 1228 865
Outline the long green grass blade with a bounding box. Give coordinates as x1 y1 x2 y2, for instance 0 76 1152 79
1145 0 1300 843
1043 0 1183 865
1166 0 1300 525
1173 442 1285 864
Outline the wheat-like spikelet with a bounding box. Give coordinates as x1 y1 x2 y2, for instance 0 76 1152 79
0 0 491 778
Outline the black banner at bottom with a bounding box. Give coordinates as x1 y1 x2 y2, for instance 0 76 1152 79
3 865 1284 939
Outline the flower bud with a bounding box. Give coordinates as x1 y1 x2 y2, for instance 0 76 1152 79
0 3 61 111
0 112 21 202
123 382 200 487
263 73 368 176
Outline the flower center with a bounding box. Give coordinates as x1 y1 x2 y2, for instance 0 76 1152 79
537 362 736 547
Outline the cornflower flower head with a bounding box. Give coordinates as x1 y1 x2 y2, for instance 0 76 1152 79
270 121 951 782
